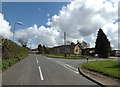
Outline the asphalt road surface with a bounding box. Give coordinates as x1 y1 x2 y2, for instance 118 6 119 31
2 54 99 85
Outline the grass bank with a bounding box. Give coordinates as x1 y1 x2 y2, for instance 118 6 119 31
81 60 120 78
1 52 28 71
43 54 95 59
1 38 29 71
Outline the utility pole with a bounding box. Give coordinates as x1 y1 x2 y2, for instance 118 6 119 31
64 32 66 57
30 43 32 53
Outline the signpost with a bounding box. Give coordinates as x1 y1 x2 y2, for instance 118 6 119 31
86 54 88 63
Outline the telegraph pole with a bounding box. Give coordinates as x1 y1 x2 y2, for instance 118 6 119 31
64 32 66 57
30 43 32 53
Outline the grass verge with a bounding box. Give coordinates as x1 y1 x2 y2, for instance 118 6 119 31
1 53 28 71
81 60 120 78
1 38 29 71
43 54 95 59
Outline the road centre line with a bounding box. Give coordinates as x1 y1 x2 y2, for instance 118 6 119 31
36 59 39 64
35 55 44 80
35 55 39 63
38 66 44 80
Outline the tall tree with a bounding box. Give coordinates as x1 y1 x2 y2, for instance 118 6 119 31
95 28 111 58
43 45 47 54
38 44 42 54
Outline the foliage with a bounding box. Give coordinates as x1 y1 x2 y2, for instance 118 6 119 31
44 54 95 59
38 44 42 54
43 45 49 54
18 38 28 47
95 28 111 58
71 42 75 45
1 38 28 71
2 38 28 59
81 40 90 49
82 60 120 78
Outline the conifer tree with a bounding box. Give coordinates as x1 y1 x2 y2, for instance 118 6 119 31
95 28 111 58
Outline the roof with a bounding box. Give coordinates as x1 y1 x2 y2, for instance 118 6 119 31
50 44 83 49
84 48 95 50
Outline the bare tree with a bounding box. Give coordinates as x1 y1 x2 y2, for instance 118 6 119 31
18 38 28 47
81 40 90 49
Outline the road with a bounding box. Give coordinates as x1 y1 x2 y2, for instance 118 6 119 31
2 54 99 85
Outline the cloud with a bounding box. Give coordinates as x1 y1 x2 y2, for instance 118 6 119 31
15 24 60 48
46 18 52 26
50 0 118 49
15 0 118 49
47 13 50 17
0 13 12 38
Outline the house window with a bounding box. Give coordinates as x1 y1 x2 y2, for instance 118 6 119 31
75 47 79 55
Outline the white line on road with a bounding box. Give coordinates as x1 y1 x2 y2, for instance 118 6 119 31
48 59 79 74
38 66 44 80
58 61 79 74
35 55 39 63
62 64 79 74
36 59 39 64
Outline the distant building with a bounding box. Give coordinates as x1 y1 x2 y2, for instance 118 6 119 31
49 43 83 55
110 50 120 57
83 48 95 56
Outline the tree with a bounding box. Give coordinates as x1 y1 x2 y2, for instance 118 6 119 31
71 42 75 45
81 40 90 49
95 28 111 58
43 45 47 54
38 44 42 54
66 41 72 45
18 38 28 47
46 46 49 54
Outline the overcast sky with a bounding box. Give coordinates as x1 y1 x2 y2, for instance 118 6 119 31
0 0 119 49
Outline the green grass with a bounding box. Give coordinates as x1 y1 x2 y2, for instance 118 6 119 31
82 60 120 78
1 38 29 71
1 52 28 71
43 54 95 59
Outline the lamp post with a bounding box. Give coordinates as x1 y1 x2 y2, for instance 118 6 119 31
13 22 23 42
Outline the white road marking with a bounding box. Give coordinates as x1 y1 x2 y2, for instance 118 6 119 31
38 66 44 80
47 58 79 74
37 59 39 64
62 64 79 74
64 63 78 71
35 55 39 63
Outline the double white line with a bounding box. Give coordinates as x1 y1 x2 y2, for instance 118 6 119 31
48 59 79 74
35 55 44 81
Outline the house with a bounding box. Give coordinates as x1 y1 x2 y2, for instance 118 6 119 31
110 50 120 57
83 48 95 56
49 43 82 55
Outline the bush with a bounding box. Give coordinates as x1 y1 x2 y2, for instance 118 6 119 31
2 39 28 60
1 38 29 71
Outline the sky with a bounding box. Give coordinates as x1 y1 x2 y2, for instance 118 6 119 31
0 0 119 49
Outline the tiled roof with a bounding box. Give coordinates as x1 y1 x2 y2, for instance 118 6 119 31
50 44 83 49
